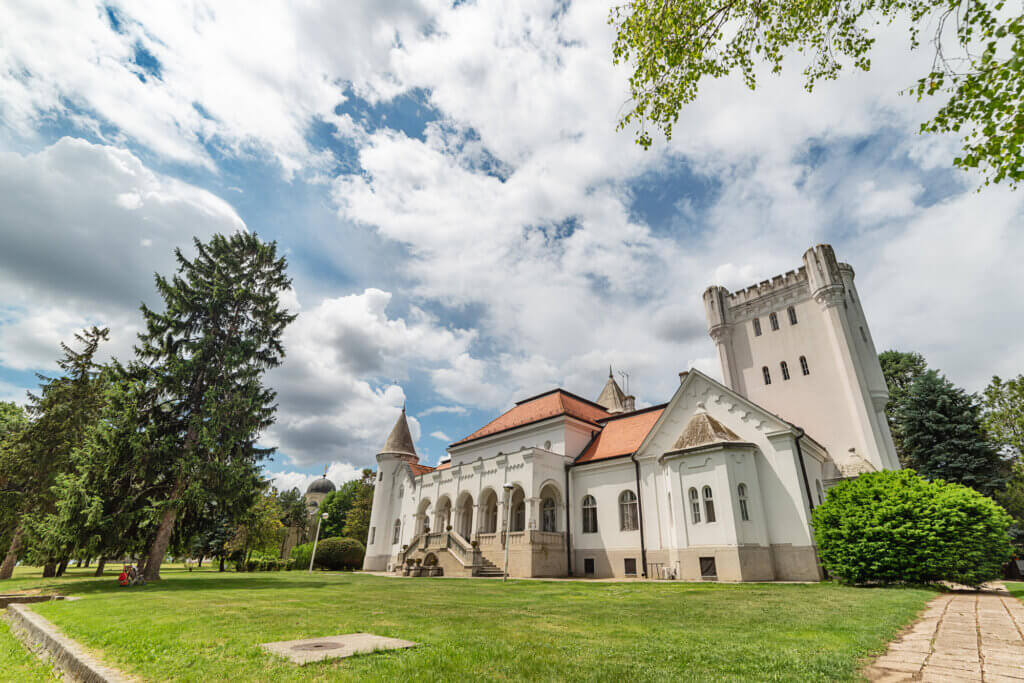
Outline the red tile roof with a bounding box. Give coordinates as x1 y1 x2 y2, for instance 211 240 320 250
450 389 611 447
435 461 451 470
575 407 665 464
409 463 435 476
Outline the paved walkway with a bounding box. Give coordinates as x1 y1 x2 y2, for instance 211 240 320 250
866 591 1024 682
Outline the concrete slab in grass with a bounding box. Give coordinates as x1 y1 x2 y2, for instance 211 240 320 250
260 634 417 664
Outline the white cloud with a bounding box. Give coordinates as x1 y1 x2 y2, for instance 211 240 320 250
429 431 450 441
418 405 468 417
0 0 441 173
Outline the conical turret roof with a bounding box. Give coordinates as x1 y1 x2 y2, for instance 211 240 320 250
671 410 743 452
380 407 417 458
596 366 629 413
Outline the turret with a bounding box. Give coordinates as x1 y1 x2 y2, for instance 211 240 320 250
362 406 418 571
596 367 635 413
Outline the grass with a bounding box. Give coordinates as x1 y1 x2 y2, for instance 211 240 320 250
1007 581 1024 601
0 619 58 681
1 566 937 682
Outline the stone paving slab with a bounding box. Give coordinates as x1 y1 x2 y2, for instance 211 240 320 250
865 589 1024 682
260 633 417 665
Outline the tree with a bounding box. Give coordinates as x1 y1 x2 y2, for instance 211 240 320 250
134 232 296 580
995 462 1024 553
276 487 307 556
0 327 110 580
0 403 28 553
879 350 930 462
610 0 1023 186
318 480 361 538
341 469 375 545
896 369 1007 495
226 486 284 562
813 469 1013 586
981 374 1024 460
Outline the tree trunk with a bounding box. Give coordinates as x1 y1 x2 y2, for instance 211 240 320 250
56 560 69 576
0 525 25 580
75 559 82 568
219 556 225 572
42 563 56 578
84 557 90 568
93 558 106 577
142 486 181 581
197 556 202 568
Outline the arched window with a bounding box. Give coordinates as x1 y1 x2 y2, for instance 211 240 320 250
392 519 401 544
737 484 750 521
689 487 701 523
788 306 798 325
815 480 825 506
769 312 779 331
703 486 716 523
512 501 525 532
582 495 598 533
752 318 762 336
781 361 790 380
398 485 404 498
800 356 810 375
762 366 771 385
619 490 639 531
542 497 557 532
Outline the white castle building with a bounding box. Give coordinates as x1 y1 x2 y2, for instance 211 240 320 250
360 245 899 580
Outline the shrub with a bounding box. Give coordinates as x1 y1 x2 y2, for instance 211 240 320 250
290 543 314 570
314 537 365 571
813 469 1013 586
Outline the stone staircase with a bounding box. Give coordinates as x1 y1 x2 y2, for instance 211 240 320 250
475 556 504 578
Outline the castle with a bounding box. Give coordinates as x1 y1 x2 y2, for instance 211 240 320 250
317 244 898 580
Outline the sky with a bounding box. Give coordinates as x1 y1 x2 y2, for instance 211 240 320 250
1 1 1022 495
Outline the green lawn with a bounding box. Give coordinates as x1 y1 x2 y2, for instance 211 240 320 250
1007 581 1024 601
1 567 936 682
0 619 58 681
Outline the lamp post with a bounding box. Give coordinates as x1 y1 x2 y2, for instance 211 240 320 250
309 512 329 573
502 483 515 582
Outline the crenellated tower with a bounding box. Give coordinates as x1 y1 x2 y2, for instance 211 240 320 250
703 244 899 473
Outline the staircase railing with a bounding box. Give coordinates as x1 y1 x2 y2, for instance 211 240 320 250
396 534 423 567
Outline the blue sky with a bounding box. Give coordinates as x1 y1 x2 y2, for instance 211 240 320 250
1 0 1022 493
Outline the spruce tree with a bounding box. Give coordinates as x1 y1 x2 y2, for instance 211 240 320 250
896 369 1007 496
879 350 929 463
134 233 295 580
0 327 110 579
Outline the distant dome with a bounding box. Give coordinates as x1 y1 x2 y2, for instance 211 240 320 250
306 476 336 495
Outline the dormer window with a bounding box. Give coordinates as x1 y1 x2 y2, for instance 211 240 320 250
769 312 779 331
753 318 762 336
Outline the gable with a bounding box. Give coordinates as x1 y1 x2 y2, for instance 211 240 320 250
636 369 791 458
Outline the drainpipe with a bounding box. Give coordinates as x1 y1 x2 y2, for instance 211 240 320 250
632 454 648 578
793 426 815 516
564 464 573 576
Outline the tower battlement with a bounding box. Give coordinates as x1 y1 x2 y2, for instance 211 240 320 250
702 244 899 473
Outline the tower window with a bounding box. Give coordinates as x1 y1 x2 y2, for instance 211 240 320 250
753 318 762 336
689 487 701 523
762 366 771 385
393 519 401 544
781 361 790 380
800 356 810 375
769 312 779 331
788 306 797 325
703 486 716 523
738 483 750 522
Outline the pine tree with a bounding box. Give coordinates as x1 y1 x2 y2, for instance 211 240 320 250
879 350 929 463
134 233 295 580
896 370 1007 496
0 327 110 579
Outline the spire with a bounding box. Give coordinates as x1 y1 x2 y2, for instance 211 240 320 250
380 406 418 460
596 370 629 413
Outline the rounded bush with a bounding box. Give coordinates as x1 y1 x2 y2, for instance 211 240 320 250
313 537 365 571
813 469 1013 586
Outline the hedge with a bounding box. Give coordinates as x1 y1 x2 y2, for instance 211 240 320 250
812 469 1013 586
